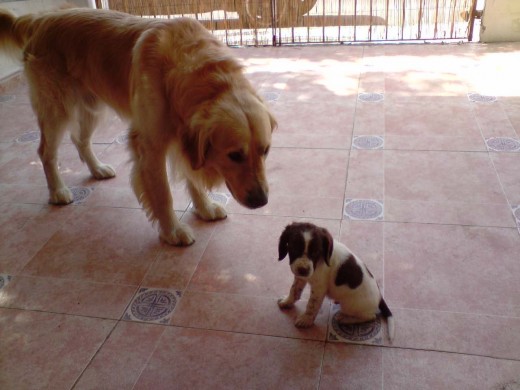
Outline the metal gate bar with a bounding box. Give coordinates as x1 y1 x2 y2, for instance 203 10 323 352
97 0 477 45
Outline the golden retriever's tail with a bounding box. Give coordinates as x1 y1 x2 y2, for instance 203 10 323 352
0 9 34 60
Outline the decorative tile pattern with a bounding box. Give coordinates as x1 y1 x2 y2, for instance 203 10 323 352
71 186 94 204
0 94 15 103
486 137 520 152
16 130 41 143
513 205 520 232
358 93 384 103
497 380 520 390
467 93 497 103
189 192 231 213
124 288 181 324
262 91 280 102
328 308 383 345
352 135 384 150
208 191 232 205
0 274 12 290
344 199 384 221
115 132 129 145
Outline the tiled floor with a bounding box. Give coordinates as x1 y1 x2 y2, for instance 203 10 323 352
1 42 520 389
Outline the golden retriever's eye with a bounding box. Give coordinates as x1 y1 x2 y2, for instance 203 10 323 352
228 151 245 163
264 146 270 156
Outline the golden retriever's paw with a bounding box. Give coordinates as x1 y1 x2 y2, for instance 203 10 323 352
49 187 74 205
294 314 315 328
160 224 195 246
193 201 227 221
277 297 295 310
91 164 116 180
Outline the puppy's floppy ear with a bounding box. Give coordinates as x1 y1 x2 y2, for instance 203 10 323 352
319 227 334 266
278 226 292 261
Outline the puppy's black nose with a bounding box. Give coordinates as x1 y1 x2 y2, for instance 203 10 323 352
245 187 268 209
297 266 310 277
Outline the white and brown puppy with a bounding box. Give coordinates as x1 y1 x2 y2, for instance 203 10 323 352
0 8 276 246
277 222 395 341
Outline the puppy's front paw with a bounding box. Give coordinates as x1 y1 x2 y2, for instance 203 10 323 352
277 297 294 309
49 187 74 205
160 224 195 246
295 314 315 328
193 201 227 221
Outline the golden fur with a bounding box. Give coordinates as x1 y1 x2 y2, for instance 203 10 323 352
0 8 276 245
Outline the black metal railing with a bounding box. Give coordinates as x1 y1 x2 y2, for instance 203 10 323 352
96 0 477 45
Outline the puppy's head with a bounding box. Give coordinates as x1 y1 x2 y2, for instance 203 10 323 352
184 88 276 209
278 222 334 280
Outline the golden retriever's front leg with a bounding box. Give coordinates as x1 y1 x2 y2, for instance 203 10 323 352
130 139 194 246
187 181 227 221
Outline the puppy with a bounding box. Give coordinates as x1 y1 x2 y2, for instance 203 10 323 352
0 8 276 246
277 222 395 341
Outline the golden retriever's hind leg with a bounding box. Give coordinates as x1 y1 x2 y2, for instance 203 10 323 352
187 181 227 221
72 99 115 180
37 116 73 205
26 60 74 204
129 130 194 246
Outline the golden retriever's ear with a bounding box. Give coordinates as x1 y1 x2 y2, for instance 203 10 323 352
182 127 211 170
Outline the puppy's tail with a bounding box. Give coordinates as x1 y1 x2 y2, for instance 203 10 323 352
379 298 395 343
0 9 34 60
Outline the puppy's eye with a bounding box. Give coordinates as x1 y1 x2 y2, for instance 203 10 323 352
264 146 270 156
228 151 245 163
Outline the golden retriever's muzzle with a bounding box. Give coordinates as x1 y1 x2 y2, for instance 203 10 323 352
246 185 268 209
226 182 268 209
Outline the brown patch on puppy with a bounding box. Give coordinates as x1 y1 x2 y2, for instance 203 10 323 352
335 254 363 288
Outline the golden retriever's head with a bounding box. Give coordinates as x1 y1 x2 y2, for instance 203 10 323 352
183 89 277 209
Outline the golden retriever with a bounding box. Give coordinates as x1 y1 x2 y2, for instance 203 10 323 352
0 8 276 246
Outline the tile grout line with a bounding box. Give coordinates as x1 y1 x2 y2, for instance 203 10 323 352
338 43 363 236
379 49 386 390
315 341 327 390
487 154 520 234
128 325 170 390
471 95 520 233
381 66 387 300
159 214 221 323
0 305 121 322
381 342 385 390
389 305 520 319
373 219 519 231
318 46 366 390
70 319 120 390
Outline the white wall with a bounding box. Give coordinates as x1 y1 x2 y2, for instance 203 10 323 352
481 0 520 42
0 0 92 80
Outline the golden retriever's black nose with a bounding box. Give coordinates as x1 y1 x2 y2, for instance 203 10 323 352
246 187 268 209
